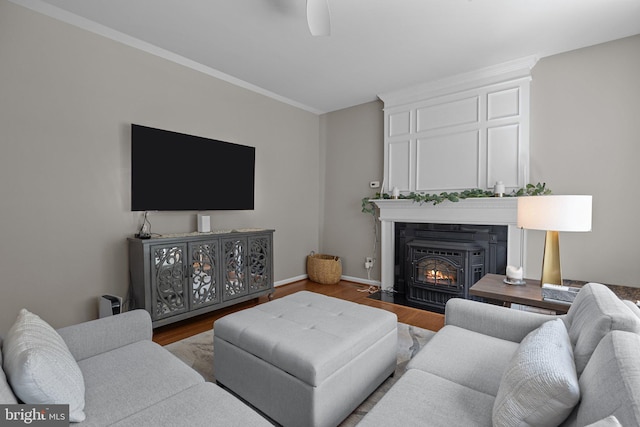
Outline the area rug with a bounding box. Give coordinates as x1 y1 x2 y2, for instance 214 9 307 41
165 322 435 426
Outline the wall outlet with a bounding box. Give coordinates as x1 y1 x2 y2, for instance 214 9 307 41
369 181 380 188
365 257 374 264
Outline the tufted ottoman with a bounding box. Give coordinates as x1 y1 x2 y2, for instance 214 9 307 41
213 291 398 427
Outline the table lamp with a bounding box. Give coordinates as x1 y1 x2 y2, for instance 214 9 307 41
517 195 592 286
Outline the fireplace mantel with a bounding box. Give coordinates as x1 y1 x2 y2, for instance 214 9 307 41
373 198 524 291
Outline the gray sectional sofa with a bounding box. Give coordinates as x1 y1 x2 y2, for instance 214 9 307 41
3 281 640 426
359 282 640 426
1 309 270 426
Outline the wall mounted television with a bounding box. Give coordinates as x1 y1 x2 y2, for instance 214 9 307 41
131 124 255 211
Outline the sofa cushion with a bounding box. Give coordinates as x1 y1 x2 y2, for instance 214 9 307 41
564 331 640 427
623 300 640 318
564 283 640 375
76 339 205 426
493 319 580 427
108 382 271 427
2 309 85 421
407 324 518 396
358 368 495 427
0 338 18 404
57 309 153 362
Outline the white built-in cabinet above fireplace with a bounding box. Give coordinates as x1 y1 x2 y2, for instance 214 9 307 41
378 56 537 195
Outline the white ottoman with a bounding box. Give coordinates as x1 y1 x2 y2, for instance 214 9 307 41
214 291 398 427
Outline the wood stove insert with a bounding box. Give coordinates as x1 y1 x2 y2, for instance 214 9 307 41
387 223 508 313
406 240 485 312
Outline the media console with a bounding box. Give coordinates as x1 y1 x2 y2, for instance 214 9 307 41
128 229 274 327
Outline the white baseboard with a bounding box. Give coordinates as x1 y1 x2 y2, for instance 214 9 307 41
274 274 381 288
274 275 308 287
340 275 381 287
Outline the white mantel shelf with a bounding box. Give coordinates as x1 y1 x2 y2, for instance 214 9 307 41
373 197 518 223
372 197 524 291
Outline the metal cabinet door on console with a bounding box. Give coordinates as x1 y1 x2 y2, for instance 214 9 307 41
188 239 221 310
248 234 272 294
222 236 249 301
150 243 188 321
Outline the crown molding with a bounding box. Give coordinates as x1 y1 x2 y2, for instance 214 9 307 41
378 56 538 109
9 0 325 115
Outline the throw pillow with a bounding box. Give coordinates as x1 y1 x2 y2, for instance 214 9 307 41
0 338 19 404
2 309 86 422
493 318 580 427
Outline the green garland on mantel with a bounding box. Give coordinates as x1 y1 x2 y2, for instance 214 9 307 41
361 182 552 215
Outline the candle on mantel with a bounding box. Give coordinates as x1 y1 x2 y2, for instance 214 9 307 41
506 265 523 281
392 187 400 199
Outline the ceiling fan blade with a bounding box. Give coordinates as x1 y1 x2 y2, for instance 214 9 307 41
307 0 331 36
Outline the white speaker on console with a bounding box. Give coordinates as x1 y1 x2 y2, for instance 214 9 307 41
197 213 211 233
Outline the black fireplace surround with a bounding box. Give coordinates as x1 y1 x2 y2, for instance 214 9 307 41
394 223 508 313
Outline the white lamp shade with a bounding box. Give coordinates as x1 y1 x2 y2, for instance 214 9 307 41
517 195 592 232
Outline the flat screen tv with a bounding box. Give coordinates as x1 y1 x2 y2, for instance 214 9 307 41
131 124 255 211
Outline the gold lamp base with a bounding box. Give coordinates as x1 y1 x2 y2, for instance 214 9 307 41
541 230 562 285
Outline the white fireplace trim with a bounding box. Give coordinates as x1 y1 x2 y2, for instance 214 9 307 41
373 198 523 291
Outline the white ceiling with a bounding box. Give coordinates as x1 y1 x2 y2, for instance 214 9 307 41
14 0 640 114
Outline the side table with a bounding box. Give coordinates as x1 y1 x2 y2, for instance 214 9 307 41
470 274 572 314
470 274 640 315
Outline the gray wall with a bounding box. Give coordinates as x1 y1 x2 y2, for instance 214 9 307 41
528 34 640 285
0 1 321 331
321 34 640 288
1 0 638 332
320 101 384 282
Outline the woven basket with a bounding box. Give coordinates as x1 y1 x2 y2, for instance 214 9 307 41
307 252 342 284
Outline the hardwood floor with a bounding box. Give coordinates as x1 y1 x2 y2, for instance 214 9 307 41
152 279 445 345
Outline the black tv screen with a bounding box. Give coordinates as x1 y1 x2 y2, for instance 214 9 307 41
131 124 255 211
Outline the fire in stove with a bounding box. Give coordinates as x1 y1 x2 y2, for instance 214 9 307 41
425 269 456 285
